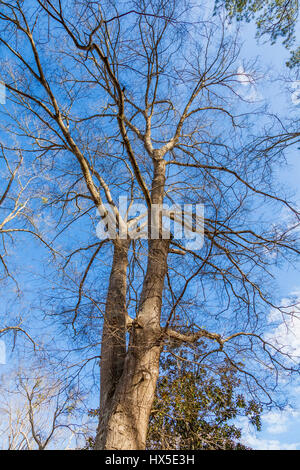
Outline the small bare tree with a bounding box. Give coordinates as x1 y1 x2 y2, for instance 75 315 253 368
0 140 58 348
0 365 85 450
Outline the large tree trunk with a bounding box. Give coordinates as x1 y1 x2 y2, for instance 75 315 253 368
96 238 130 446
95 160 169 450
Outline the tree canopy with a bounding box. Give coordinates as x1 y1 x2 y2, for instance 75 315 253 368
0 0 299 450
147 350 262 450
216 0 300 67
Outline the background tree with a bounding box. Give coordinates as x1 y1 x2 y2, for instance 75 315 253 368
147 347 262 450
0 0 299 450
0 364 87 450
84 350 262 450
215 0 300 68
0 144 51 346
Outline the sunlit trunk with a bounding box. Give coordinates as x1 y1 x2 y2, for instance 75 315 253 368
95 161 168 450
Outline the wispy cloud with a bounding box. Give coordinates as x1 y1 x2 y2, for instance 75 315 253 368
236 65 262 102
237 65 255 86
266 291 300 358
238 416 300 450
263 408 300 435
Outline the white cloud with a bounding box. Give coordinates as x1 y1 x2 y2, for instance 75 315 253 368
246 434 300 450
291 81 300 106
237 65 254 86
236 293 300 450
244 87 262 103
238 416 300 450
263 408 300 435
236 65 262 102
266 291 300 358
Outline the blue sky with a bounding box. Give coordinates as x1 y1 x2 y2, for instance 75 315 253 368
229 19 300 449
0 2 299 450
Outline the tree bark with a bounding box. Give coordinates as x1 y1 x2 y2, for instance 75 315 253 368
95 160 169 450
96 238 130 446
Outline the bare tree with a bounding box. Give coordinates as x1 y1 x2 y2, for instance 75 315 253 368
0 0 299 450
0 145 50 346
216 0 300 68
0 149 31 282
0 132 61 354
0 364 86 450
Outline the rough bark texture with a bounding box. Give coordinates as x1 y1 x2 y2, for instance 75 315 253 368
96 239 130 446
95 160 169 450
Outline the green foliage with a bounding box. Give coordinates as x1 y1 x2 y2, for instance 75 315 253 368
85 351 263 450
286 46 300 67
147 351 262 450
215 0 300 67
82 436 95 450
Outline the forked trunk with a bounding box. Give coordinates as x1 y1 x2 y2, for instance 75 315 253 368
95 160 168 450
96 238 169 449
